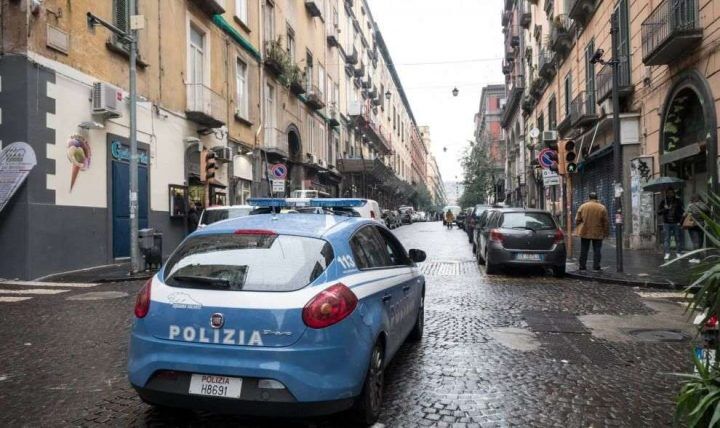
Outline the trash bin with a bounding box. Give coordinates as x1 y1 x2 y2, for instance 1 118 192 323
138 228 155 251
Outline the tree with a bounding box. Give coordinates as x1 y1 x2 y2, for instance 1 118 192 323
459 140 496 207
410 183 433 211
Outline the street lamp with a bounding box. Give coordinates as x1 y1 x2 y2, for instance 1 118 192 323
589 16 624 273
452 87 459 97
87 8 142 274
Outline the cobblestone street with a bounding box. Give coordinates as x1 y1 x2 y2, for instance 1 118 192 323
0 222 695 427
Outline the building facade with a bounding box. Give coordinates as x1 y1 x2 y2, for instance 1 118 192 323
500 0 720 248
0 0 432 280
475 85 507 203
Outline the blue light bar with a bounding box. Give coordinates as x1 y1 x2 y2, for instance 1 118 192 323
310 198 366 208
248 198 366 208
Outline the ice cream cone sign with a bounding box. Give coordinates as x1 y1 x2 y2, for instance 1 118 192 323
67 134 91 191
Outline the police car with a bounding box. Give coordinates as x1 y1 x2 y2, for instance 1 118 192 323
128 198 427 424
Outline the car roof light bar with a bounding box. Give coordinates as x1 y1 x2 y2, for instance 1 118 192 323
248 198 367 208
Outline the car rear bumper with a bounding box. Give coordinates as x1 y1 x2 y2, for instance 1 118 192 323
128 328 371 408
487 244 566 267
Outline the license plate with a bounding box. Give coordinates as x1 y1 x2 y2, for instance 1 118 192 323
516 253 542 261
189 374 242 399
695 347 716 372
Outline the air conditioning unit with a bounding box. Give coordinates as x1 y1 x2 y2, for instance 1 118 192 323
212 146 232 163
92 82 123 118
542 130 558 142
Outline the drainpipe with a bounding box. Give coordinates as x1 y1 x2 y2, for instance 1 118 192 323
255 0 265 197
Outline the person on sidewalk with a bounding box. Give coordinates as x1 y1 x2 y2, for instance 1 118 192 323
575 192 610 271
683 194 710 263
658 188 685 260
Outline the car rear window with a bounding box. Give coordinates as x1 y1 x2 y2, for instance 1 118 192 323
164 233 334 292
202 208 253 225
501 212 556 230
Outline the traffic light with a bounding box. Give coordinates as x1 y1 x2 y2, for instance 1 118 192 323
200 149 217 182
557 139 577 174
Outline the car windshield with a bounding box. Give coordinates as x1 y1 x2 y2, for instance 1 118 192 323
501 212 556 230
202 208 253 225
164 233 334 292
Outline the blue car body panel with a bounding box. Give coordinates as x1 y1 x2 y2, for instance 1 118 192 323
128 213 424 408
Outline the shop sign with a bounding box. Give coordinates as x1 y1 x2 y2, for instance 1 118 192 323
111 140 149 165
0 142 37 213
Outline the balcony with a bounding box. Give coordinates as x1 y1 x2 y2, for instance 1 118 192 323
595 61 633 104
345 48 359 65
185 83 227 129
264 40 288 78
521 94 537 115
501 10 511 26
305 84 325 110
550 15 573 55
528 77 544 99
263 127 288 157
504 0 513 11
501 74 525 127
520 0 532 29
305 1 323 18
502 59 513 75
568 0 598 26
327 28 340 48
348 101 392 154
362 74 373 89
641 0 702 66
289 66 306 96
189 0 225 16
327 104 341 127
538 48 556 81
569 91 599 129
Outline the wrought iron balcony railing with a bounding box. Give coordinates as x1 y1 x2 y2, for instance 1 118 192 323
568 0 598 26
595 59 633 104
570 91 599 129
641 0 702 66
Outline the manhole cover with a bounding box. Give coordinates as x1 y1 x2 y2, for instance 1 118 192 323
66 291 128 301
628 329 689 342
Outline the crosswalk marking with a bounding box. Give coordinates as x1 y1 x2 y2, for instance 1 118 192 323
0 281 98 288
0 297 33 303
0 288 69 295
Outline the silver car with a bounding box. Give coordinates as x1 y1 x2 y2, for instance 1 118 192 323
476 208 567 277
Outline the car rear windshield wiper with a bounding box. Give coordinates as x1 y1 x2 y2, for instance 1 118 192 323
171 275 231 288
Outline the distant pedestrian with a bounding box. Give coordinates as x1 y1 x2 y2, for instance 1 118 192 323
445 209 455 230
187 203 200 233
683 194 709 263
658 188 684 260
575 192 610 271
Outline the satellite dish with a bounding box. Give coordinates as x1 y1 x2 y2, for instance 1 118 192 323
529 127 540 139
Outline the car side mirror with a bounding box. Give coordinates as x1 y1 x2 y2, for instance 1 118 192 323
408 249 426 263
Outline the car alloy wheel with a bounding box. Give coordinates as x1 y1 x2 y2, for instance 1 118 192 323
408 295 424 342
354 341 384 425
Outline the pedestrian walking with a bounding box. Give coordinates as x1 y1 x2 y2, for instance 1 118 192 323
187 202 200 233
658 188 685 260
444 209 455 230
575 192 610 271
683 194 709 263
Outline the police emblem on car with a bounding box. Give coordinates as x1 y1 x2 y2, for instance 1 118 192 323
210 312 224 329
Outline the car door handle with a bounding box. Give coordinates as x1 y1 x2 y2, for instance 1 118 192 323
382 294 392 303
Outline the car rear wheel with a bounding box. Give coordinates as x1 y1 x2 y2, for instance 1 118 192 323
477 247 486 265
407 295 424 342
485 252 499 275
472 243 476 254
553 264 566 278
352 341 384 425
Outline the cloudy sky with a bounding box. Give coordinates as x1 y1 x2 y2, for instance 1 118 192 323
367 0 504 183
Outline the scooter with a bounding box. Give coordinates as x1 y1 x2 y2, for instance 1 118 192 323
694 312 718 370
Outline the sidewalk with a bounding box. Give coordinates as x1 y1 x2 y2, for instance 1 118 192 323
34 262 157 283
566 237 692 289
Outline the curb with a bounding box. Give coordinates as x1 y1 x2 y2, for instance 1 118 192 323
36 271 155 284
566 270 683 290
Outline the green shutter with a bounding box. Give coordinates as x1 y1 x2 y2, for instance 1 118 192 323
585 40 595 111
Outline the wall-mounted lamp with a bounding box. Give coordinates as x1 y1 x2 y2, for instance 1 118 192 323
452 87 459 97
78 121 104 130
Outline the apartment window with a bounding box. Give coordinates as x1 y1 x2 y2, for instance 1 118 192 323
563 72 572 118
393 107 396 130
548 96 557 130
235 58 248 119
287 25 296 61
347 15 353 50
613 0 631 86
188 24 207 111
585 40 596 111
306 51 314 88
263 1 275 43
380 84 385 110
112 0 138 51
318 65 326 101
333 83 340 109
537 113 544 133
235 0 248 25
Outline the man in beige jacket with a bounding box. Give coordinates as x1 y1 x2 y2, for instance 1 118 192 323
575 192 610 271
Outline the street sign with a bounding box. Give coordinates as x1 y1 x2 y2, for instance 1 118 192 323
270 163 288 180
542 169 561 187
538 148 557 169
271 179 285 194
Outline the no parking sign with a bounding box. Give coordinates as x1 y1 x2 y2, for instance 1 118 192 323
270 163 288 179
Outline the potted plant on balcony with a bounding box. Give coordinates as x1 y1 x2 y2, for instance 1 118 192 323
264 37 289 78
287 65 306 95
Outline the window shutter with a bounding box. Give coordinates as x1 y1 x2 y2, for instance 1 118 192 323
115 0 129 32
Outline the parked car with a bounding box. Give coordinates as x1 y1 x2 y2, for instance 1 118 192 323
398 206 414 224
381 209 400 229
416 211 427 222
198 205 254 229
352 199 381 222
475 208 566 277
455 210 468 230
468 204 492 247
128 199 427 425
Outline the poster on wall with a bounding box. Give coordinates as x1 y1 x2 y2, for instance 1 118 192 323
67 134 92 191
630 156 655 236
0 142 37 213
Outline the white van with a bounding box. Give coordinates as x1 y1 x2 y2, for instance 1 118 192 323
198 205 254 228
290 189 330 199
352 199 382 222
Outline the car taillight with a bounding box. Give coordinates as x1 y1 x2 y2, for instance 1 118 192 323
302 283 358 329
490 229 504 243
706 314 718 328
134 278 152 318
554 229 565 244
